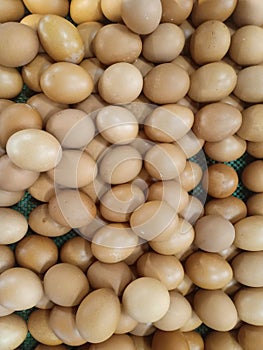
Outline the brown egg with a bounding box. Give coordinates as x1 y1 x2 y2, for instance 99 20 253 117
137 252 184 290
144 104 194 142
115 305 138 334
0 267 43 310
154 291 192 331
149 218 194 255
89 334 136 350
192 103 242 142
0 314 28 350
85 134 109 162
204 196 247 224
172 55 196 76
0 102 42 148
35 345 67 350
36 287 54 310
205 331 242 350
247 193 263 215
221 94 245 112
238 324 263 350
20 13 44 31
233 0 263 27
27 93 68 125
0 154 40 192
242 161 263 192
130 335 152 349
60 236 94 272
238 104 263 142
194 289 238 331
100 183 145 222
152 330 190 350
177 131 205 159
123 277 170 323
179 195 204 225
204 135 246 162
80 58 104 93
70 0 104 23
40 62 93 104
121 0 162 35
185 251 233 290
38 14 84 63
0 99 14 113
0 0 25 22
191 0 237 26
0 304 14 317
76 288 121 343
28 173 55 202
190 20 231 65
202 164 239 198
235 287 263 325
29 203 71 237
234 65 263 103
93 24 142 65
183 331 204 350
23 0 69 16
15 234 58 274
77 214 107 241
180 312 202 332
81 176 109 205
0 245 15 273
234 215 263 251
143 63 190 104
189 62 237 103
91 223 138 263
194 215 235 253
99 145 142 184
130 200 179 241
101 0 122 22
0 22 39 67
98 62 143 104
232 251 263 287
49 306 86 346
75 93 107 116
48 189 96 228
96 105 138 144
160 0 193 24
28 309 62 346
87 261 133 296
0 65 23 99
0 208 28 244
6 129 62 172
44 263 89 307
77 22 103 59
179 161 202 192
130 321 156 336
133 57 154 78
247 141 263 158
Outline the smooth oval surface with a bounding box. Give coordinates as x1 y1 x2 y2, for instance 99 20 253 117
237 104 263 142
234 215 263 251
232 251 263 287
234 65 263 102
0 65 23 99
0 314 28 350
0 208 28 245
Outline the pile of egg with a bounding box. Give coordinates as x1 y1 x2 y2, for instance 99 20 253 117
1 0 263 349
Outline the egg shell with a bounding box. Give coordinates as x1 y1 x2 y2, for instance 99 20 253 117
80 58 105 93
35 345 67 350
70 0 104 23
183 331 204 350
0 267 43 311
6 129 62 172
152 330 190 350
177 131 204 159
143 63 190 104
28 173 55 202
77 22 103 59
232 251 263 287
161 0 193 24
89 334 136 350
0 0 25 22
247 193 263 216
115 305 138 334
242 161 263 192
101 0 122 22
0 245 15 273
247 141 263 159
180 311 202 332
0 22 39 67
76 288 121 343
185 251 233 290
237 104 263 142
122 277 170 323
234 65 263 103
233 0 263 27
205 331 242 350
121 0 162 35
234 215 263 251
0 98 14 112
179 195 204 225
0 314 28 350
40 62 94 104
0 65 23 99
238 324 263 350
0 208 28 245
179 161 203 192
23 0 69 16
194 289 238 331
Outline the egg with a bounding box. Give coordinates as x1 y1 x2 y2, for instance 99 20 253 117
233 0 263 27
234 65 263 102
0 98 14 113
194 289 238 331
96 105 139 145
180 312 202 332
20 13 44 31
0 102 43 147
0 22 39 67
0 188 25 207
0 65 23 99
179 161 203 192
77 22 103 59
98 62 143 104
0 0 25 22
0 314 28 350
15 234 58 274
143 63 190 104
202 163 239 198
80 58 105 93
76 288 121 343
154 291 192 331
0 267 43 310
189 62 237 102
152 330 190 350
237 104 263 142
232 251 263 287
0 154 40 192
194 215 235 253
81 176 109 204
183 331 204 350
0 208 28 245
101 0 122 22
205 331 242 350
177 131 205 159
247 141 263 159
115 305 138 334
93 23 142 65
204 196 247 224
49 306 86 346
121 0 162 35
87 261 133 296
70 0 104 24
234 215 263 251
185 251 233 290
247 193 263 216
28 173 55 202
0 245 15 273
122 277 170 323
238 324 263 350
242 161 263 192
40 62 94 104
23 0 69 16
130 322 156 336
161 0 193 24
48 189 97 228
